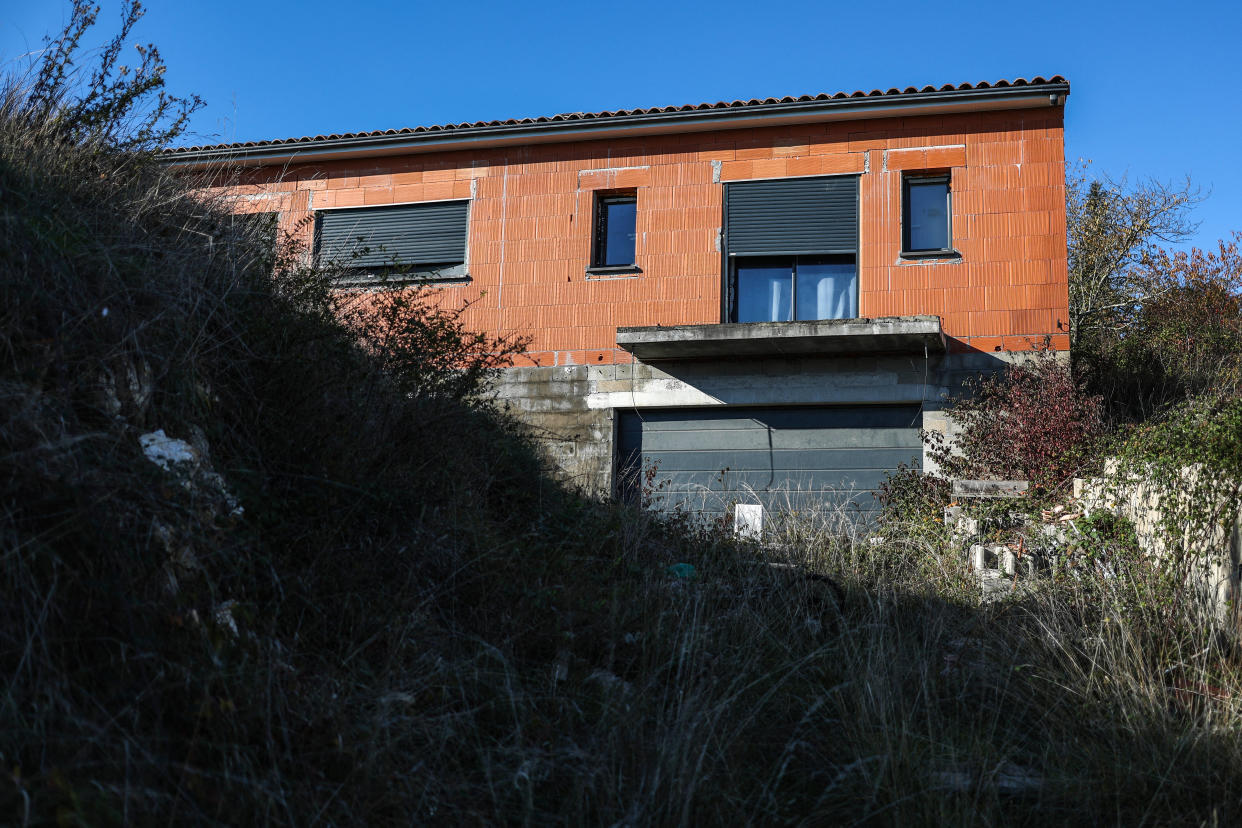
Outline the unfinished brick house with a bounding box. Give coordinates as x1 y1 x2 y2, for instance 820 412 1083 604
168 75 1071 522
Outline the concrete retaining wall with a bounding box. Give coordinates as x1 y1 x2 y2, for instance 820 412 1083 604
1077 464 1242 626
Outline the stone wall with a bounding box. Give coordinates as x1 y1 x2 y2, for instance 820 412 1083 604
492 365 615 494
1077 463 1242 626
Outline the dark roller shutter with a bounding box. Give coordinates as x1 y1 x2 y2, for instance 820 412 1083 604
725 175 858 256
316 201 468 269
616 404 921 523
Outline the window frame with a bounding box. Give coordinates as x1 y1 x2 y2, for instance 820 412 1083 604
729 254 858 323
901 174 955 259
313 198 471 287
588 191 640 274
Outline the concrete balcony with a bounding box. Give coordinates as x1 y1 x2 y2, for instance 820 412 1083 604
616 315 946 361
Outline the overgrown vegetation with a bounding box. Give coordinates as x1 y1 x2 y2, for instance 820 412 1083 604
876 350 1108 550
1067 165 1242 419
23 0 202 150
3 5 1242 824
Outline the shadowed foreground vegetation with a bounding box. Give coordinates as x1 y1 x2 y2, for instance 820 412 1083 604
4 26 1242 827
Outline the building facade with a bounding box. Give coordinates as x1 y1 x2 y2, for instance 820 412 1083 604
170 76 1071 522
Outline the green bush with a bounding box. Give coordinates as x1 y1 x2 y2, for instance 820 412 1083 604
1106 396 1242 605
876 462 951 526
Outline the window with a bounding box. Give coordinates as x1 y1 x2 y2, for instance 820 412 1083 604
902 175 952 255
220 211 278 272
591 193 637 270
735 256 857 322
315 200 469 284
724 175 860 322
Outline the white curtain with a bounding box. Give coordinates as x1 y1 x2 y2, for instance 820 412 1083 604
816 276 835 319
769 279 789 321
810 269 856 319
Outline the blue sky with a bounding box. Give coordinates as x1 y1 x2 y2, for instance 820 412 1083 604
4 0 1241 247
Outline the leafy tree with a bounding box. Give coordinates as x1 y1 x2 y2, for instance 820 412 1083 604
1066 164 1202 354
1066 165 1242 417
1088 234 1242 414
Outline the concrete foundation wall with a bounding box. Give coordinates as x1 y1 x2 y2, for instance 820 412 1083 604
493 349 1053 495
493 365 615 493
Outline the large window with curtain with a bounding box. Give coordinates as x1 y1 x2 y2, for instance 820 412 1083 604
724 175 858 323
734 256 857 322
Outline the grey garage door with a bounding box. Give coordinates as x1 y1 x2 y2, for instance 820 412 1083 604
616 405 922 524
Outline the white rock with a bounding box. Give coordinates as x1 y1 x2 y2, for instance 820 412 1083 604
139 429 243 518
139 430 199 470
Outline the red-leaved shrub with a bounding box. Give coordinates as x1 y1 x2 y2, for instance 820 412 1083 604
927 352 1105 492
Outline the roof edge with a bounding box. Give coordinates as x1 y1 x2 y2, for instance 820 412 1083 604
164 78 1069 168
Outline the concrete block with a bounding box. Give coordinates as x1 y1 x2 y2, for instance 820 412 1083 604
593 380 637 394
554 365 588 380
587 365 616 383
953 479 1029 499
971 544 987 571
517 397 582 413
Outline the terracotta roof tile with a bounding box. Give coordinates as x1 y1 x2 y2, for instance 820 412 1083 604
165 76 1067 156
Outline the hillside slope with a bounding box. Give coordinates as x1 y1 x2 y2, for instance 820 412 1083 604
0 82 687 822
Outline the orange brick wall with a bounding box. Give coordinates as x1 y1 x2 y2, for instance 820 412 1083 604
214 107 1069 366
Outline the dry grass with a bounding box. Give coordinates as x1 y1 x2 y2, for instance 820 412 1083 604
2 82 1242 826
